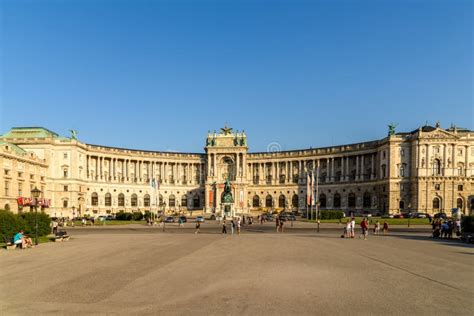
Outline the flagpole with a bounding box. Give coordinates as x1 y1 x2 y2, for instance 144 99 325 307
315 166 320 232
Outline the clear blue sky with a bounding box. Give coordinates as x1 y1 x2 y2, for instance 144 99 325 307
1 0 472 153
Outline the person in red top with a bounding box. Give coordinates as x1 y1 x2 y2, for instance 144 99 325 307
359 218 369 240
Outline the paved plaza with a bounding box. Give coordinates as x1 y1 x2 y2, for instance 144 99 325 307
1 221 473 315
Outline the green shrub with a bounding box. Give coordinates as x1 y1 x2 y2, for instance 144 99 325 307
144 211 151 220
318 210 345 220
461 216 474 233
20 212 51 237
132 212 143 221
115 211 132 220
0 209 24 239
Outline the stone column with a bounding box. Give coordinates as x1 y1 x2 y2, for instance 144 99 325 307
371 154 375 179
360 155 364 180
346 156 349 181
331 157 335 181
340 157 344 181
326 158 330 182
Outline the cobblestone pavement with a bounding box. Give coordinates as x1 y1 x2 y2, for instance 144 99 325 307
1 221 473 315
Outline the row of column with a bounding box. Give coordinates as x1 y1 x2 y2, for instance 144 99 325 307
247 153 378 185
86 155 206 185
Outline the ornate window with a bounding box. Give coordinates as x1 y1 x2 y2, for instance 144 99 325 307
363 192 371 208
91 193 98 206
159 194 164 206
319 194 326 208
193 195 200 208
433 159 441 176
144 194 150 207
292 194 299 208
399 200 405 210
131 194 138 207
399 164 407 177
265 195 273 207
118 193 125 207
181 195 187 208
432 197 441 210
252 195 260 207
347 193 356 208
63 200 68 208
105 193 111 206
334 193 341 208
278 195 285 208
457 198 463 210
168 194 176 207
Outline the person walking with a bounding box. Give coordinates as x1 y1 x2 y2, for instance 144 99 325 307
279 218 284 233
374 220 380 235
350 217 356 238
344 220 351 238
237 218 241 235
360 218 368 240
52 220 59 235
276 217 280 233
383 221 389 234
231 220 235 235
222 219 227 234
195 221 200 234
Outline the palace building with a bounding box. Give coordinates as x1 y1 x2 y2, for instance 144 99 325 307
0 124 473 217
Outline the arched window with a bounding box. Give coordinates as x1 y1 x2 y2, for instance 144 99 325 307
63 200 68 208
278 195 285 208
433 159 441 176
265 195 273 207
400 164 406 177
319 194 326 208
193 195 200 208
181 195 187 208
381 165 386 178
105 193 112 206
118 193 125 206
91 192 98 206
363 192 371 208
432 197 440 210
252 195 260 207
399 200 405 210
456 198 463 210
348 193 356 208
159 194 164 206
333 193 341 208
292 194 299 208
144 194 150 207
131 194 138 207
169 194 176 207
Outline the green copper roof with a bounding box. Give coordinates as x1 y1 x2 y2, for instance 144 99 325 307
0 140 27 155
1 127 59 139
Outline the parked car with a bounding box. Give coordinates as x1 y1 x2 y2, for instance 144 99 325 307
106 215 114 220
287 214 296 221
195 216 205 223
263 214 274 221
413 212 427 218
362 212 372 218
381 214 394 219
97 215 107 221
164 216 175 223
393 214 404 219
179 216 187 223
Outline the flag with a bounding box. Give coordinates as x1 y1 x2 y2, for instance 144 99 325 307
307 173 311 206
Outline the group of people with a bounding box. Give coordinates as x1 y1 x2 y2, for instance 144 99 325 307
343 218 389 239
432 218 461 239
275 217 285 233
12 230 34 248
218 217 242 235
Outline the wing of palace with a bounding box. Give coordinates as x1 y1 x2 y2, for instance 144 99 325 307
0 124 473 217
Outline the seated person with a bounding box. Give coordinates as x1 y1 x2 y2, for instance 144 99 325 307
13 230 33 248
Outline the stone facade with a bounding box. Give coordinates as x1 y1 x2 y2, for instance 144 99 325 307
1 124 473 217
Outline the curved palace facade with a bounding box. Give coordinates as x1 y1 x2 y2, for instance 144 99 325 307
1 124 473 217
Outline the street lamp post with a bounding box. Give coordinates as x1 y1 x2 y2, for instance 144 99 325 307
31 187 42 246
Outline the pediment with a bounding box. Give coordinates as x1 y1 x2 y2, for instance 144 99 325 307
417 128 460 140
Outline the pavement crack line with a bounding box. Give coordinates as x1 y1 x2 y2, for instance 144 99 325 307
363 255 461 291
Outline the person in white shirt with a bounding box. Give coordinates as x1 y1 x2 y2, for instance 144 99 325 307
350 218 356 238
